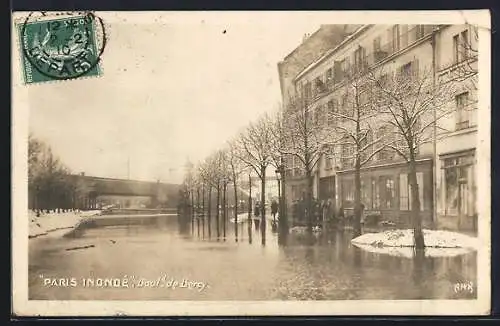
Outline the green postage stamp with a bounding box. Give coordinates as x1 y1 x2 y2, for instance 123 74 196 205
17 12 106 84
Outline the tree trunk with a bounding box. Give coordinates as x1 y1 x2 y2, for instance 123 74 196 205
202 185 205 238
196 187 200 215
216 183 220 239
207 187 212 238
191 191 195 234
260 166 266 245
233 178 238 242
305 168 314 237
248 174 253 244
408 158 425 250
223 182 227 239
353 156 362 237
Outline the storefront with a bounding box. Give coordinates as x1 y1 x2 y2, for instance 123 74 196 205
437 149 477 232
337 159 433 227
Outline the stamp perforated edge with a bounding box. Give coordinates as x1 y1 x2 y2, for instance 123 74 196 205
12 12 106 86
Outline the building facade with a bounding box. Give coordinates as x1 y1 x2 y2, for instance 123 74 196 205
278 24 478 232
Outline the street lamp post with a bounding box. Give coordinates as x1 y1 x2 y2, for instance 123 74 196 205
275 169 281 223
275 162 288 243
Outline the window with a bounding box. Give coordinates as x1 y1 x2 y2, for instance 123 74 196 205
314 77 326 96
399 173 409 210
292 156 302 177
354 46 366 73
415 24 425 39
334 60 343 82
304 82 312 102
390 25 400 53
325 68 333 85
453 30 471 63
373 36 388 62
376 126 394 161
292 185 299 201
341 143 354 169
401 25 409 48
383 177 395 209
442 154 475 217
324 145 334 170
340 58 349 80
453 34 460 63
400 172 424 211
461 30 469 59
372 178 380 209
361 178 372 209
327 99 338 126
340 94 349 121
342 179 354 208
456 92 470 130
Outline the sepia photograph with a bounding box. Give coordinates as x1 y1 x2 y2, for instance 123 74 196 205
11 10 491 316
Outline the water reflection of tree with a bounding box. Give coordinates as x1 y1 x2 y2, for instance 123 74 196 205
411 250 428 299
177 212 191 235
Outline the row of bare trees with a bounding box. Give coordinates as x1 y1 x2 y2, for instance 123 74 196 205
181 27 478 249
28 134 75 211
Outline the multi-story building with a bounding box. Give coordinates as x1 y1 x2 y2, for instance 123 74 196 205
277 24 361 210
278 24 478 232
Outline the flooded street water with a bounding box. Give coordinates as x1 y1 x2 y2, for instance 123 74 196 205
29 214 477 300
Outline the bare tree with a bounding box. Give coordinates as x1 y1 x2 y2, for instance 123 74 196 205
234 113 275 245
182 160 196 230
28 134 72 212
328 66 387 236
199 156 218 238
227 139 246 241
217 149 232 240
369 63 457 250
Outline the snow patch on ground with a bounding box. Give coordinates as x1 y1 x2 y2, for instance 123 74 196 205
29 210 101 239
351 229 479 258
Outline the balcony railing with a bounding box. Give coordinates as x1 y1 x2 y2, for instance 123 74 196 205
302 25 440 105
365 25 438 67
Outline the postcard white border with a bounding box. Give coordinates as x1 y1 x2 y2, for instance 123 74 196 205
12 10 491 316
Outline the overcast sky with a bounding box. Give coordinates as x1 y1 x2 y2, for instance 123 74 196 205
24 12 320 184
20 11 482 184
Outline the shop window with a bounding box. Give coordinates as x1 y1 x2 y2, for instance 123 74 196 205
399 173 409 210
372 178 380 209
342 179 354 208
361 178 372 209
443 154 475 216
400 172 424 210
385 177 396 209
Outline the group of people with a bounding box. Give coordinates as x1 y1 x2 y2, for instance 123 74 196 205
291 197 364 228
253 200 280 219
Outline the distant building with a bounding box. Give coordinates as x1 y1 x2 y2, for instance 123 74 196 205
67 175 180 209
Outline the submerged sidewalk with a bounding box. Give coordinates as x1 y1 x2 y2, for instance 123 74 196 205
29 210 101 239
